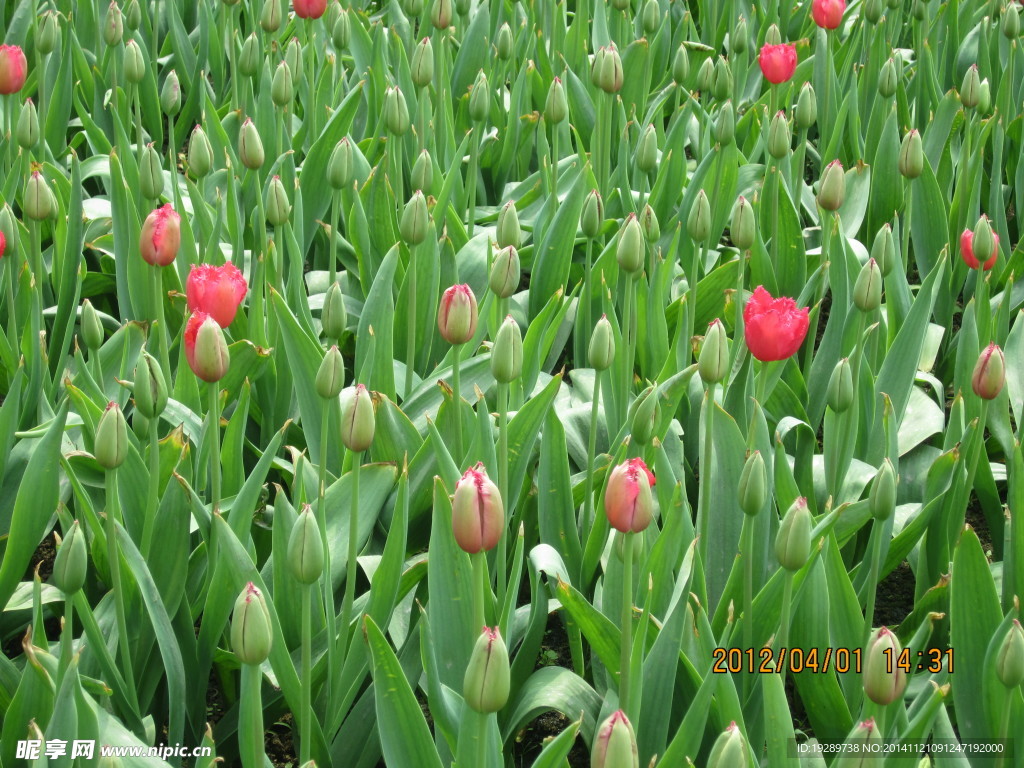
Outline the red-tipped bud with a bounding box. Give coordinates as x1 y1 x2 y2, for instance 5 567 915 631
184 312 230 383
864 627 908 705
438 284 478 345
591 710 639 768
971 343 1005 400
452 463 504 553
604 458 655 533
140 204 181 267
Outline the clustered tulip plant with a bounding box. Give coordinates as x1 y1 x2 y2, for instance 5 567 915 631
0 0 1022 766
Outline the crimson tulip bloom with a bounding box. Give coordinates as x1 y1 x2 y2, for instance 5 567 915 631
452 463 504 554
743 286 809 362
294 0 327 18
604 457 656 534
959 228 1000 270
0 45 27 94
759 43 797 84
812 0 845 29
186 262 248 328
140 204 181 267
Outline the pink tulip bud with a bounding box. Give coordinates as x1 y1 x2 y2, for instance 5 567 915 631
0 45 28 94
293 0 327 18
604 458 656 533
452 463 504 553
186 262 248 328
812 0 845 29
971 343 1005 400
184 311 230 382
438 284 478 345
140 204 181 267
591 710 638 768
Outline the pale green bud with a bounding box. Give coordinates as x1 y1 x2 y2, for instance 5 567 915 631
711 56 732 100
161 70 181 116
672 44 689 85
321 282 347 340
698 318 729 384
496 23 514 61
340 384 375 452
239 33 261 78
731 195 755 251
265 175 291 226
864 628 908 705
104 2 124 47
491 315 523 383
545 76 567 124
188 125 214 178
400 190 430 246
411 149 434 192
716 100 735 145
961 64 981 108
123 39 145 83
853 258 882 312
134 351 168 419
636 123 658 173
642 0 660 34
52 521 88 595
898 129 923 179
817 159 845 211
140 143 165 200
287 505 325 584
796 82 817 130
411 37 434 89
82 298 104 351
231 582 273 665
687 189 711 242
261 0 283 32
489 245 520 298
765 23 782 45
463 627 511 713
616 213 644 275
629 385 659 445
24 171 55 221
16 98 39 150
878 58 898 98
767 110 790 159
589 315 615 371
496 200 521 249
327 137 353 189
996 620 1024 688
37 11 61 55
271 60 293 107
469 70 490 122
385 85 411 135
827 358 854 413
707 722 746 768
738 450 767 516
870 223 895 277
239 118 265 170
775 496 811 571
868 458 897 521
581 190 603 239
95 401 129 470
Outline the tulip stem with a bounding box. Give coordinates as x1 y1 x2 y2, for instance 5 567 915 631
697 387 715 569
329 189 340 288
619 530 634 719
390 136 404 216
209 381 222 513
467 122 481 239
496 380 509 614
622 274 636 424
142 410 159 559
152 265 170 378
105 467 137 704
317 399 337 718
582 238 593 357
61 593 74 672
452 342 463 465
583 370 602 534
741 513 754 700
997 688 1013 768
238 662 265 768
686 239 705 366
339 449 361 663
756 358 770 410
405 243 417 399
862 519 884 648
4 251 16 339
777 570 794 683
299 582 313 765
473 551 486 631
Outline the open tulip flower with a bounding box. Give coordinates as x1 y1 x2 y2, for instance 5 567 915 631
743 286 810 362
186 262 248 328
759 43 797 84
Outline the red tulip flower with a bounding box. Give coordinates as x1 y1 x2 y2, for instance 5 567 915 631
604 457 656 534
452 463 504 554
140 204 181 267
186 262 248 328
959 228 1000 270
0 45 27 94
759 43 797 84
0 229 6 259
743 286 810 362
812 0 845 29
294 0 328 18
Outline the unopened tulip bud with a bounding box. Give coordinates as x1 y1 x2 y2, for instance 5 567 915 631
638 0 659 33
431 0 453 29
104 2 124 47
16 98 38 149
188 125 214 178
864 627 908 705
870 223 895 276
322 282 347 340
261 0 283 31
640 203 660 244
793 85 816 132
125 0 141 28
616 214 644 275
836 718 882 765
469 71 490 122
385 85 410 135
738 450 767 516
140 143 164 200
716 100 735 145
629 386 660 445
98 755 123 768
0 205 14 256
972 215 996 266
52 520 88 595
411 149 433 192
698 319 730 385
1004 3 1020 38
864 0 883 23
231 582 273 665
696 56 714 92
732 17 748 53
712 56 732 100
775 496 811 571
489 245 520 298
438 284 478 344
25 171 54 221
400 190 430 246
545 77 567 124
765 23 782 45
340 383 375 451
996 620 1024 688
402 0 424 16
491 315 523 383
96 401 129 469
271 60 293 107
333 8 351 48
768 110 791 159
581 190 603 239
594 45 623 93
161 70 181 116
186 313 231 383
878 58 898 97
817 159 845 211
239 33 260 77
239 118 265 170
708 723 747 768
898 129 923 179
496 200 521 249
868 458 896 521
961 64 981 108
672 44 689 85
827 357 854 413
265 176 291 226
972 342 1005 400
0 45 26 95
285 42 302 84
853 258 882 312
316 346 346 399
605 458 656 533
464 626 511 713
134 351 168 419
731 196 756 251
38 11 60 55
911 0 927 19
455 0 471 16
411 37 434 88
82 298 104 351
327 137 353 189
452 463 504 553
687 189 711 242
496 23 514 60
287 505 325 584
978 77 992 113
124 39 145 83
591 710 639 768
589 315 615 371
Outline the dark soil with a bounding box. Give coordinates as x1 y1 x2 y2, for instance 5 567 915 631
24 532 56 583
266 714 296 767
873 559 916 629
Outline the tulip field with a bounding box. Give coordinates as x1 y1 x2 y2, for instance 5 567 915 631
3 0 1024 764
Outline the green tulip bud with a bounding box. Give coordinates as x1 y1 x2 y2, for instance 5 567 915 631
430 0 453 29
796 82 817 130
687 188 711 242
327 136 353 189
496 22 514 60
189 315 231 382
864 0 884 23
610 0 629 11
738 450 767 516
411 37 434 89
1004 3 1020 38
731 195 756 251
16 98 39 150
340 383 375 451
870 223 895 277
972 342 1006 400
826 357 854 413
698 318 730 385
496 200 521 249
285 37 302 84
593 45 623 93
326 1 342 28
978 78 991 113
239 118 265 170
864 627 908 705
616 213 644 275
188 125 214 178
231 582 273 665
767 109 791 159
95 401 129 470
635 123 658 173
545 76 568 124
961 64 981 108
695 56 714 92
316 345 345 399
385 85 410 135
333 8 351 48
878 58 898 98
37 11 61 56
911 0 927 20
104 2 124 47
469 70 489 122
640 203 660 244
134 351 168 419
765 23 782 45
775 496 811 571
853 258 882 312
732 16 748 54
161 70 181 117
400 190 430 245
411 149 433 192
711 56 732 100
271 60 293 107
817 159 845 211
489 245 520 298
886 0 900 8
455 0 471 16
868 458 897 521
123 39 145 83
24 171 55 221
98 753 124 768
629 385 660 445
672 44 689 85
591 710 639 768
581 190 603 239
125 0 141 29
464 626 511 713
51 521 88 595
707 722 746 768
403 0 424 16
589 315 615 371
996 620 1024 688
642 0 660 34
287 505 325 584
321 282 347 340
140 143 165 200
973 214 996 265
266 175 291 226
82 298 104 351
716 100 735 145
239 33 261 78
491 315 523 383
898 129 923 179
261 0 283 32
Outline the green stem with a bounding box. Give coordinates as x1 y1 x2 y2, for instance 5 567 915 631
619 531 633 717
229 13 240 108
339 451 361 661
997 688 1013 768
390 135 405 214
686 240 706 365
582 238 594 355
405 243 417 399
476 710 489 768
152 266 170 380
468 122 481 239
473 551 486 631
239 663 265 768
863 519 884 647
299 583 313 764
822 31 833 145
167 113 177 184
741 513 754 699
777 570 793 683
329 190 340 288
133 82 144 183
452 343 463 466
209 382 222 512
142 410 160 558
5 246 17 338
697 387 716 568
497 381 509 613
584 371 602 533
317 401 337 716
105 468 137 700
61 595 74 670
622 275 635 425
756 358 770 408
